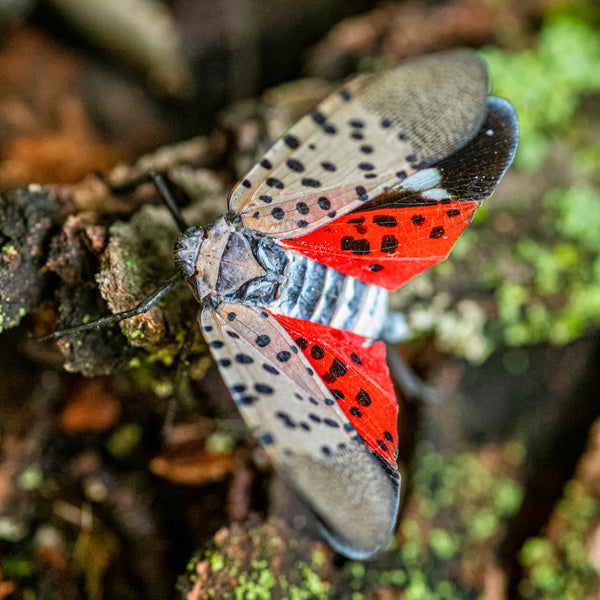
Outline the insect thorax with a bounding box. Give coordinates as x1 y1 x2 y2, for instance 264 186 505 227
175 217 388 337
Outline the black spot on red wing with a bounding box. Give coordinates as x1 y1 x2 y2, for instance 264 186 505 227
277 351 291 362
369 264 384 272
287 159 305 173
255 335 271 347
377 439 390 452
430 226 445 239
380 235 398 254
321 162 336 172
260 158 272 169
349 406 362 418
341 236 370 255
267 177 284 189
318 197 331 210
330 389 344 400
330 358 347 377
383 430 394 442
348 217 365 224
356 389 372 406
411 214 425 226
259 195 272 203
295 336 308 350
350 353 362 365
284 134 300 149
311 345 325 360
446 208 461 217
241 179 251 188
373 215 398 227
301 178 321 188
271 207 284 220
352 239 370 255
296 202 309 215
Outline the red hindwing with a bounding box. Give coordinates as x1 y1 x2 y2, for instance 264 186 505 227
282 200 479 291
268 311 398 466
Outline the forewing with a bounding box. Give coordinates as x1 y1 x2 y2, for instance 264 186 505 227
229 51 489 238
201 302 400 558
268 311 398 466
281 96 519 290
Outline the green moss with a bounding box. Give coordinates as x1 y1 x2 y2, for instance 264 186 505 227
519 482 600 598
482 5 600 170
2 555 33 578
18 466 43 491
429 529 457 559
105 423 143 459
210 554 225 572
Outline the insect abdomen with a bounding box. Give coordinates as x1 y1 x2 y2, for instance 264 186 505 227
269 250 388 337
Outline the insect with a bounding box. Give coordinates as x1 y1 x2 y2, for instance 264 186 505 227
50 50 519 559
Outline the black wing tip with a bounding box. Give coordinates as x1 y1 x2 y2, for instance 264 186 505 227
487 95 520 161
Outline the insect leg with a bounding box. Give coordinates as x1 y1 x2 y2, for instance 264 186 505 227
38 272 183 341
385 342 441 404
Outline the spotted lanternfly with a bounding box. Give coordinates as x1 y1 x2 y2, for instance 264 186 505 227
58 50 519 558
171 50 519 558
